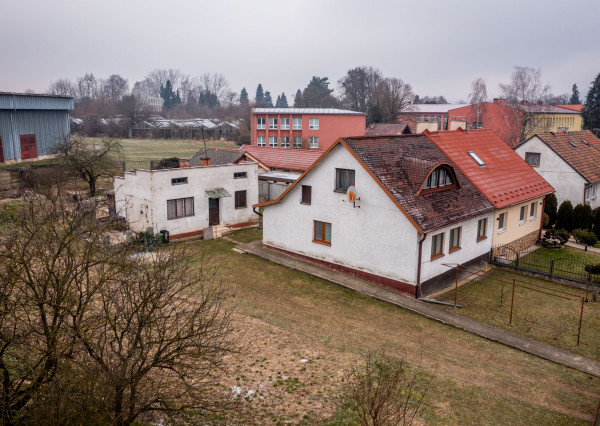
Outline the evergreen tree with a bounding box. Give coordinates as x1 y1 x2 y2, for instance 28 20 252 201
198 92 206 107
556 200 574 232
592 208 600 240
240 87 249 104
160 80 178 110
275 95 281 107
294 89 302 107
572 203 593 230
414 95 421 104
264 91 273 107
279 92 288 108
583 73 600 132
570 84 581 104
255 84 265 105
544 194 558 227
298 76 339 108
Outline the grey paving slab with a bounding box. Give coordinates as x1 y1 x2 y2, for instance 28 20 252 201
238 241 600 378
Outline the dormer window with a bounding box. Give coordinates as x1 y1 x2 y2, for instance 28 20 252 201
423 166 454 190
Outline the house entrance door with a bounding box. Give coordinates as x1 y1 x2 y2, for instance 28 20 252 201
208 198 220 226
19 134 37 160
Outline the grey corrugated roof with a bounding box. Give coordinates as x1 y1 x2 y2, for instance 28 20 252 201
258 171 301 183
252 108 365 115
0 92 74 110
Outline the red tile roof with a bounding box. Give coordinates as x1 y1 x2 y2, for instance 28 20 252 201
554 104 584 112
532 131 600 184
240 146 322 171
426 129 554 208
363 123 412 136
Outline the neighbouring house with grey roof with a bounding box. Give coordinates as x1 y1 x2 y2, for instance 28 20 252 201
0 92 73 164
189 148 245 167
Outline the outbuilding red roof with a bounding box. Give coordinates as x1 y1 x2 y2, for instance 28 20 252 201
426 129 554 208
528 131 600 184
240 146 322 171
363 123 412 136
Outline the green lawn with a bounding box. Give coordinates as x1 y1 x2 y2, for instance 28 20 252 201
439 267 600 360
178 229 600 424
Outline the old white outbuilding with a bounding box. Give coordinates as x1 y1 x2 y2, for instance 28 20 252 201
256 135 495 297
114 162 259 238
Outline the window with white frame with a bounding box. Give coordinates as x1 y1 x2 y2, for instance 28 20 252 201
280 136 290 148
309 118 319 130
309 137 319 149
269 118 278 130
293 118 302 130
586 184 598 202
293 137 303 148
423 167 454 190
530 202 537 219
519 206 527 223
498 212 507 231
257 136 266 146
257 117 266 129
269 136 278 147
281 118 290 130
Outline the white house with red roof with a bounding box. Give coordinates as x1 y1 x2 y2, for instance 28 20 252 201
255 134 495 297
426 128 554 251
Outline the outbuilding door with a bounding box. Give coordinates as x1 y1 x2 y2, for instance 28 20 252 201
20 134 37 160
208 198 220 226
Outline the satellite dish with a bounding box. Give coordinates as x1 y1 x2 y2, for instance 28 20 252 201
347 185 358 203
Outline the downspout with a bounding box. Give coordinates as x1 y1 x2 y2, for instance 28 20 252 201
416 232 427 298
252 206 263 217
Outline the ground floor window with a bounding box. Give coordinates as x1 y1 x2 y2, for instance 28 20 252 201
431 232 444 259
167 197 194 219
309 137 319 149
477 218 487 241
313 220 331 245
449 227 461 252
293 137 303 148
281 136 290 148
257 136 266 146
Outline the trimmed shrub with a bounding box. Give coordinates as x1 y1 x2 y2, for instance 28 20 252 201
556 201 573 232
543 213 550 228
572 204 593 230
555 230 571 242
544 194 558 226
572 228 598 246
593 207 600 240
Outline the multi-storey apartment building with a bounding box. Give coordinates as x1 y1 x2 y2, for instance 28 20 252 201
250 108 366 151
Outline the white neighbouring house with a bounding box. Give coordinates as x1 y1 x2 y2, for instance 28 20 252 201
516 131 600 209
255 134 496 297
114 161 259 238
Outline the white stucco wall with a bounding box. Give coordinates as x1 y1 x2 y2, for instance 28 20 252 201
420 213 494 283
114 162 259 235
516 137 588 207
262 144 421 285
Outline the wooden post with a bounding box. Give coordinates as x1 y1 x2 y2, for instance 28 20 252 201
577 296 585 346
509 279 516 325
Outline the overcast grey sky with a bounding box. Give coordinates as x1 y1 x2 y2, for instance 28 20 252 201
2 0 599 102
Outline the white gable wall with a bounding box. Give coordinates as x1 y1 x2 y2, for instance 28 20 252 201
516 137 588 207
263 144 421 285
114 162 258 235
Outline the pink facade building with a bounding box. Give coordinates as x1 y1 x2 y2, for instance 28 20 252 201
250 108 366 151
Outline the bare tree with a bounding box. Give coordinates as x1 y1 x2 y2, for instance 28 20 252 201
499 66 550 104
469 77 488 126
375 77 414 123
119 95 153 136
101 74 129 101
338 66 383 114
144 69 185 98
73 248 239 424
334 353 427 426
200 72 232 105
48 78 77 97
77 73 99 101
53 135 122 197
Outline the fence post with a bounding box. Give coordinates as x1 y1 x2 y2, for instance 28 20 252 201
550 259 553 275
515 252 519 269
509 279 516 325
577 296 584 346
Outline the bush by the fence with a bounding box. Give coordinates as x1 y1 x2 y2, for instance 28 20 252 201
573 204 593 231
556 201 573 232
555 229 571 243
593 207 600 240
572 228 598 246
545 194 558 227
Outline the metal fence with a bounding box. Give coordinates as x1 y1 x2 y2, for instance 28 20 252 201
489 245 600 285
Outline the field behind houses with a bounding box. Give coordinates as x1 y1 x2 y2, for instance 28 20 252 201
184 228 600 424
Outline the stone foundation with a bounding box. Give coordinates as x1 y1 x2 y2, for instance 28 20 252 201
505 229 540 252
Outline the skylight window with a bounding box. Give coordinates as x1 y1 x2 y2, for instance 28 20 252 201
467 151 486 167
569 141 577 147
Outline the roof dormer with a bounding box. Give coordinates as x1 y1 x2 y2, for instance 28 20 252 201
419 164 459 195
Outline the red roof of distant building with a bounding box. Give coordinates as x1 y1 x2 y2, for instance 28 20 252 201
240 145 322 171
554 104 584 112
426 129 554 208
364 123 412 136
